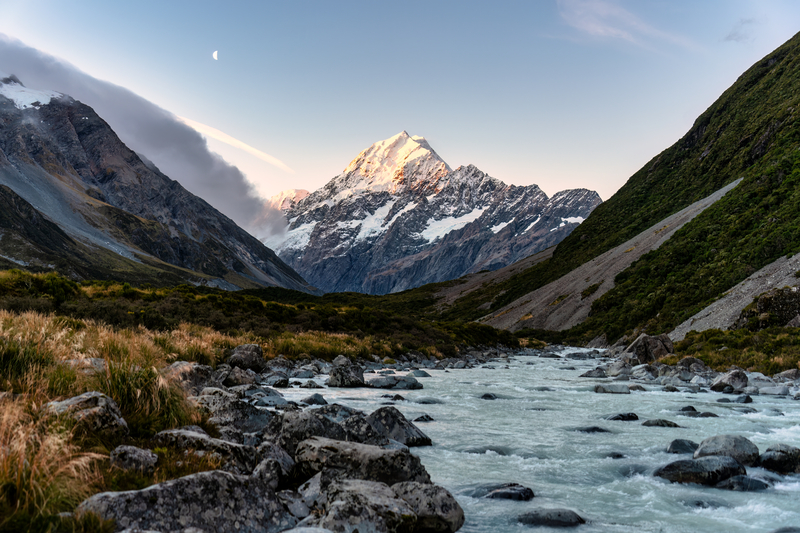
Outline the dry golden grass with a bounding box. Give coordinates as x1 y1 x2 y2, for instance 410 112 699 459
0 398 103 531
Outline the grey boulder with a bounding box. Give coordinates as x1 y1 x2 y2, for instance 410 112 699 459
318 479 416 533
228 344 267 372
594 384 630 394
392 481 465 532
710 369 748 392
654 456 745 485
366 406 432 447
518 509 586 528
759 444 800 474
328 365 365 388
160 361 214 395
693 435 760 466
109 445 158 475
153 428 258 475
45 391 128 437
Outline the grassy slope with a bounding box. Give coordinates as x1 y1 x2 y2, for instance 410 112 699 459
440 31 800 335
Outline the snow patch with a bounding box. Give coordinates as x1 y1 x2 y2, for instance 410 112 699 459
0 76 61 110
420 208 486 242
268 221 316 252
522 217 541 234
562 216 585 225
490 221 511 234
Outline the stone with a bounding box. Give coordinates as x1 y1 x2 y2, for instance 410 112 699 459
411 369 431 378
579 367 606 378
294 437 431 485
654 456 745 485
642 419 681 428
735 394 753 404
313 404 364 424
300 380 323 389
710 369 748 392
594 384 630 394
45 391 128 437
340 413 391 446
318 479 417 533
392 481 465 532
518 509 586 528
276 410 349 456
774 368 800 381
153 428 258 475
759 443 800 474
623 333 674 363
482 483 535 501
194 388 275 434
366 406 432 447
160 361 214 395
263 373 290 388
414 415 434 422
109 445 158 475
301 393 327 405
481 393 498 400
759 385 790 396
605 361 631 377
223 366 258 387
77 470 296 533
253 441 296 490
714 475 770 491
667 439 699 454
694 435 760 466
575 426 610 433
328 365 365 388
61 357 107 375
332 355 350 367
228 344 266 372
603 413 638 421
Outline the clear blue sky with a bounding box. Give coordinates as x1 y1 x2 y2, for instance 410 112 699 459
2 0 800 202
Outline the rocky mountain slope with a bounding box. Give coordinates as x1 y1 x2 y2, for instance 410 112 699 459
266 132 601 294
0 73 315 292
427 30 800 344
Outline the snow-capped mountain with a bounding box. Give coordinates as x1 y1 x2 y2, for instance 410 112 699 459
267 189 310 211
0 72 315 292
265 131 602 294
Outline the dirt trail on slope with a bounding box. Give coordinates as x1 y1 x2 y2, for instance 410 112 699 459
669 253 800 341
480 179 743 332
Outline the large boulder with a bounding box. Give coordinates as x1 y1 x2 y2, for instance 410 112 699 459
759 443 800 474
194 387 275 434
109 445 158 475
328 365 365 388
366 407 432 447
318 479 417 533
161 361 214 395
693 435 760 466
594 384 630 394
667 439 699 454
623 334 674 364
76 470 296 533
276 410 349 456
654 456 745 485
715 475 770 491
228 344 267 372
294 437 431 485
392 481 465 533
153 428 258 474
45 391 128 437
710 369 749 392
253 441 296 490
340 413 391 447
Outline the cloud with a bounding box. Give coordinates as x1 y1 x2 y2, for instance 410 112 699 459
0 33 287 239
557 0 695 50
177 116 294 174
724 18 756 43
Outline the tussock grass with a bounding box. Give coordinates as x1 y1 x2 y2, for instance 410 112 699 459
675 327 800 374
265 330 392 361
0 399 105 532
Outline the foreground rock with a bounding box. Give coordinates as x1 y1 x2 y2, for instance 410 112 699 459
318 479 417 533
294 437 431 485
77 470 297 533
327 365 365 388
109 445 158 475
759 444 800 474
154 428 258 475
366 406 432 447
392 481 465 532
518 509 586 528
710 369 748 392
654 456 745 485
45 391 128 437
693 435 760 466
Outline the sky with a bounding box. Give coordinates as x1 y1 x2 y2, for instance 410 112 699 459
1 0 800 235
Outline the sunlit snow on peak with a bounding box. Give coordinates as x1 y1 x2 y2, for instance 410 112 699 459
0 74 62 110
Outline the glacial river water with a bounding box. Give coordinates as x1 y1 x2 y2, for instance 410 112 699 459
280 348 800 533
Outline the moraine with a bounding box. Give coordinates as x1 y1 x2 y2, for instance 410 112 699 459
279 347 800 532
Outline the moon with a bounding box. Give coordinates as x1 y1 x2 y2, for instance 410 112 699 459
213 50 218 60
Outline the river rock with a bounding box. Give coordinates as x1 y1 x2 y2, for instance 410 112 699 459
314 403 364 424
275 410 349 456
483 483 535 501
76 470 296 533
300 380 323 389
759 385 790 396
153 428 258 474
694 435 760 466
605 361 632 377
642 419 681 428
328 365 365 388
518 509 586 528
623 333 674 364
604 413 638 421
45 391 128 437
654 456 745 485
332 355 350 367
392 481 465 532
579 367 606 378
318 479 417 533
301 393 328 406
294 437 431 485
414 415 434 422
758 444 800 474
223 366 259 387
161 361 214 395
366 406 432 447
195 388 275 434
594 384 630 394
667 439 699 454
228 344 267 372
109 445 158 474
411 369 431 378
710 369 748 392
253 441 296 490
774 368 800 381
714 475 770 491
340 413 391 446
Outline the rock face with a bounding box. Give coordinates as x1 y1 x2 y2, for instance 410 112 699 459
265 131 601 294
77 470 297 533
45 391 128 436
693 435 760 466
0 75 314 291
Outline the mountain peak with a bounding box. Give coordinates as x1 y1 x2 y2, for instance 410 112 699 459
0 72 62 110
339 131 452 195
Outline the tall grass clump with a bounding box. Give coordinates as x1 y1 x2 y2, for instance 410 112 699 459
0 399 104 533
266 331 390 361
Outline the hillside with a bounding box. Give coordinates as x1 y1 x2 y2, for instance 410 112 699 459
432 30 800 342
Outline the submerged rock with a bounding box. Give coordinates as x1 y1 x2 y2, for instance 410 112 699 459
483 483 535 501
759 443 800 474
714 475 770 491
594 384 630 394
654 456 745 485
518 508 586 528
667 439 699 454
642 419 681 428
